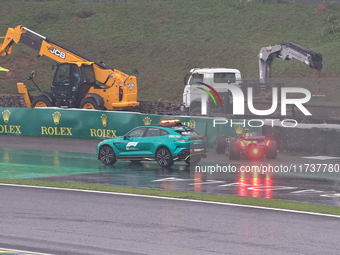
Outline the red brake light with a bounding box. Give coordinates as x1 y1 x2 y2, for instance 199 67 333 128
265 140 271 146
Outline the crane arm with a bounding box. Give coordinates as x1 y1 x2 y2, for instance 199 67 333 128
0 25 25 56
0 25 121 85
258 42 323 83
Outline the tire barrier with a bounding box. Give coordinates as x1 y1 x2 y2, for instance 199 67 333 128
263 124 340 156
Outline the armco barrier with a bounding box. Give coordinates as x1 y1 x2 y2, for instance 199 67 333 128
0 107 261 147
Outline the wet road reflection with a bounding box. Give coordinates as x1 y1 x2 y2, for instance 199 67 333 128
1 147 340 206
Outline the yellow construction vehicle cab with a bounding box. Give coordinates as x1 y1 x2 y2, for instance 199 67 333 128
0 25 139 110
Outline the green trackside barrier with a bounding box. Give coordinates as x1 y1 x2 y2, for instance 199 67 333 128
0 107 261 147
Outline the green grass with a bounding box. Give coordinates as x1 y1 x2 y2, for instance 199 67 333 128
1 0 340 102
0 178 339 216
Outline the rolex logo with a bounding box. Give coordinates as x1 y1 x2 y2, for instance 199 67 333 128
101 114 107 127
188 119 195 129
235 124 244 134
52 111 61 125
2 110 11 123
143 117 152 125
183 119 196 129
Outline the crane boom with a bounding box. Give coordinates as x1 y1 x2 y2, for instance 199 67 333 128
1 25 116 84
258 42 323 83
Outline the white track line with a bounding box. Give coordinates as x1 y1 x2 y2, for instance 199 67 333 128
0 248 53 255
1 183 340 218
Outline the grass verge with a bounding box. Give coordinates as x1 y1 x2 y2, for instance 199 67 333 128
1 178 339 216
2 1 340 102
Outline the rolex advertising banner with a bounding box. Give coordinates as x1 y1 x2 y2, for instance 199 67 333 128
0 107 261 147
0 107 141 139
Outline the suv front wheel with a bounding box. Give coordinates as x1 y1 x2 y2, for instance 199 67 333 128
99 145 116 165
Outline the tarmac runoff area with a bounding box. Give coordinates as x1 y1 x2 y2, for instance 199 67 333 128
1 136 340 207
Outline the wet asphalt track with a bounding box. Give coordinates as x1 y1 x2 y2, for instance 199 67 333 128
1 184 340 255
1 135 340 206
1 135 340 254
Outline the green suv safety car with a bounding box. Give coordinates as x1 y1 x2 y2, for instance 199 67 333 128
96 119 207 167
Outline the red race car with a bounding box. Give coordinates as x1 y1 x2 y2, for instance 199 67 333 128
214 132 277 160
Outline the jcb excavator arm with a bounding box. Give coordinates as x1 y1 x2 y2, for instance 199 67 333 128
0 25 116 85
258 42 323 83
0 25 25 56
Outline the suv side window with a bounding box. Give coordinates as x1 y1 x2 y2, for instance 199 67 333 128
145 128 169 137
127 127 147 138
161 129 169 136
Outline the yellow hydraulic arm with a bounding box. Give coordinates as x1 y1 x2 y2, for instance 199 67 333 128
0 26 24 57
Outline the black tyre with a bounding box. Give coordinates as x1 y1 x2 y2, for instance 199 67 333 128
81 97 103 110
32 96 53 108
185 156 201 166
266 141 277 159
99 145 116 165
214 136 226 154
228 141 240 160
156 147 174 167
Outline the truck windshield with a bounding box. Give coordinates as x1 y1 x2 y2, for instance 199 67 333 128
214 73 236 83
189 73 203 85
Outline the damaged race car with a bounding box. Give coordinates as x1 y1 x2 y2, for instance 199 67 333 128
214 132 277 160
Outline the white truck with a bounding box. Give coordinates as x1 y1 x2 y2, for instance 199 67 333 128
182 68 242 115
182 43 323 116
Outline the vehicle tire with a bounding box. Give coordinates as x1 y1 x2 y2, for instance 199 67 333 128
228 141 240 160
266 141 277 159
80 97 103 110
185 156 201 166
99 145 116 165
32 96 53 108
156 147 174 167
214 136 226 154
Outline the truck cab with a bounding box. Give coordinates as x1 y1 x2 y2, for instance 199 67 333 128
183 68 242 114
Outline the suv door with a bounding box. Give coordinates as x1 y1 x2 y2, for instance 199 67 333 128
142 127 169 155
114 127 147 157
